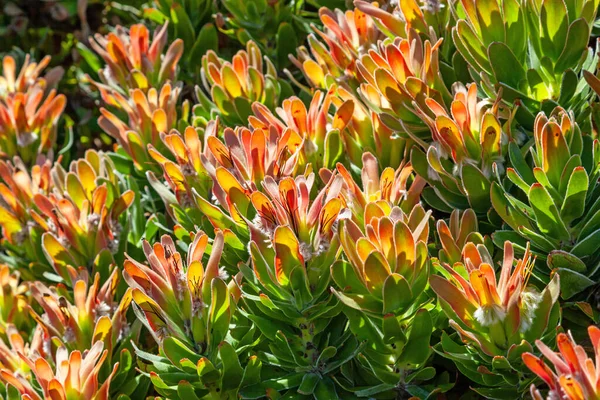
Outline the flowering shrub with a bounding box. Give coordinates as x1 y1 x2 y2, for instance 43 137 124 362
0 56 66 165
3 1 600 399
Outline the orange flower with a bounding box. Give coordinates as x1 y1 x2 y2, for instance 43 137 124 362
0 82 66 165
98 83 181 172
1 341 118 400
431 242 560 356
90 23 183 93
290 6 383 91
523 325 600 400
0 55 63 98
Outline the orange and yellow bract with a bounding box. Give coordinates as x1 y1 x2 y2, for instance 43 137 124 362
523 325 600 400
0 56 66 166
90 23 183 93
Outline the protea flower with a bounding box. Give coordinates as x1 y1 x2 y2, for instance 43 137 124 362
32 151 134 284
321 151 425 227
0 55 64 98
200 41 286 126
0 340 118 400
289 6 383 91
200 120 303 220
27 269 139 397
249 88 353 170
146 124 212 226
430 241 561 396
97 82 182 173
29 270 131 354
0 158 52 273
330 201 434 395
354 0 449 41
89 22 183 93
491 107 600 299
204 122 302 190
124 231 259 399
0 75 66 165
522 325 600 400
452 0 598 127
411 82 513 214
355 27 451 141
235 173 360 397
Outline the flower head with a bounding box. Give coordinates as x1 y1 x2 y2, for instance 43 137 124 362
523 325 600 400
431 241 560 356
1 55 63 99
0 340 118 400
0 67 66 165
201 41 281 125
290 6 383 91
90 23 183 93
98 83 182 172
124 230 231 351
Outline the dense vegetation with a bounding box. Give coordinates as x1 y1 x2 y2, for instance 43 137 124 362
1 0 600 399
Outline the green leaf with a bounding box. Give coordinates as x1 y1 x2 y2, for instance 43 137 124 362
578 208 600 240
540 0 569 60
528 183 570 240
396 309 433 368
314 378 338 400
555 18 591 72
558 69 579 105
76 42 102 76
547 250 587 273
189 23 218 64
421 187 454 213
355 383 397 397
491 231 529 254
476 0 505 44
560 166 589 223
324 129 344 169
488 42 526 89
571 228 600 258
170 3 196 55
455 20 491 73
162 337 201 368
556 268 595 299
517 225 560 253
382 273 412 314
405 366 436 383
197 357 220 385
219 341 244 391
503 0 527 60
177 381 200 400
330 260 369 296
508 141 535 185
558 154 583 196
382 314 407 348
208 278 231 347
241 356 262 387
298 373 320 395
276 22 298 69
472 386 521 400
289 266 312 310
461 163 491 213
490 182 533 231
507 168 531 194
